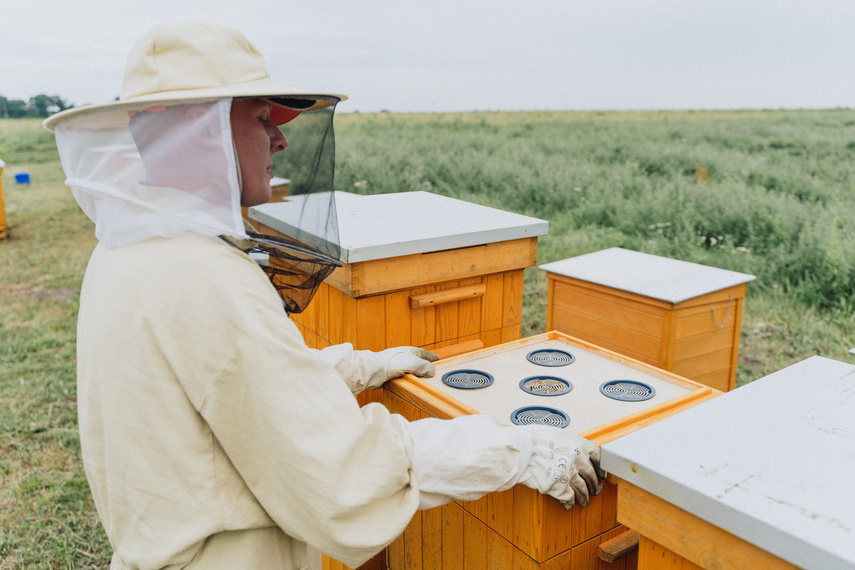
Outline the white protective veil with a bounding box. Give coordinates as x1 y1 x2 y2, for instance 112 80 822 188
53 96 343 313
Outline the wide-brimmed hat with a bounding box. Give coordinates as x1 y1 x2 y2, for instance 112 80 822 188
44 22 347 132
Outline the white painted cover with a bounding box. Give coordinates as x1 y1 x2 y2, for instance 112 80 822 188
540 247 755 304
250 191 548 264
601 356 855 570
421 337 692 436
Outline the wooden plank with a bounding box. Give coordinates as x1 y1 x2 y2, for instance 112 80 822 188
673 302 736 339
580 388 719 446
457 278 483 338
326 285 344 345
404 512 423 570
617 480 800 570
671 326 734 360
441 502 465 570
637 535 702 570
340 293 358 346
463 509 487 570
597 529 639 564
511 485 541 561
683 367 731 393
410 285 436 348
431 339 484 360
550 304 663 363
482 273 505 332
551 280 667 336
672 347 732 380
409 283 486 309
486 525 515 570
486 488 515 544
435 281 460 343
422 506 443 570
546 273 675 311
502 270 525 327
314 281 330 346
356 295 386 351
385 290 413 348
329 238 538 298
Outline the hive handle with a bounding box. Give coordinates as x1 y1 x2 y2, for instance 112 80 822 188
597 529 639 563
409 284 486 309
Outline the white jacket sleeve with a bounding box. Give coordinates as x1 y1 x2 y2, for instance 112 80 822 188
388 414 604 510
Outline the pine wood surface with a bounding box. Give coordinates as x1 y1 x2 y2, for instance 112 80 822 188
616 480 800 570
546 273 747 391
379 331 716 567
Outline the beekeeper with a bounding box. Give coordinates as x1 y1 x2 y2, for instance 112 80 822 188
46 22 604 570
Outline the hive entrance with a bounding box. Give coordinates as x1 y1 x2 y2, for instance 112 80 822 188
441 369 494 389
519 376 573 396
510 406 570 428
599 380 656 401
526 349 575 367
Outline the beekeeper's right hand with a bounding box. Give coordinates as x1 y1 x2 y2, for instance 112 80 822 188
514 425 604 508
392 414 605 511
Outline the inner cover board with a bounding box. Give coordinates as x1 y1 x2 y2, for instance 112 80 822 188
250 190 548 264
421 338 693 434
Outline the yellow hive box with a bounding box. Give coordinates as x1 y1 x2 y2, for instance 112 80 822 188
541 248 755 392
381 331 720 569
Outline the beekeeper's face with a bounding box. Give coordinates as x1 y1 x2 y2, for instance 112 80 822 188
231 98 288 208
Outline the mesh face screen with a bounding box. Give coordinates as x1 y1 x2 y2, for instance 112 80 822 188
253 101 342 314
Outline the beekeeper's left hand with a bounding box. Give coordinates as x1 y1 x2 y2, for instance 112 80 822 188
316 344 439 394
362 347 440 389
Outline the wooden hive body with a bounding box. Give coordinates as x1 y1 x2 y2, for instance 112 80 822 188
381 331 719 569
541 248 755 392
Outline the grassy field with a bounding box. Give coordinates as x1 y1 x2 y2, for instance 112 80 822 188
2 109 855 567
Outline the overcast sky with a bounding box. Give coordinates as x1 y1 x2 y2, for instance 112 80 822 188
2 0 854 114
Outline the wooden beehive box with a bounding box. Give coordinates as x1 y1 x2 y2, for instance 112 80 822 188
250 191 547 360
601 356 855 570
541 248 755 392
382 331 720 569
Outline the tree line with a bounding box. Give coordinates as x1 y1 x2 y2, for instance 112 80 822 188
0 94 71 118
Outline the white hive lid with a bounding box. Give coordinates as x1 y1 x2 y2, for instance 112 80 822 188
540 247 755 304
600 356 855 570
250 191 548 264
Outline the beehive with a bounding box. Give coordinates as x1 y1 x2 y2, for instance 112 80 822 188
541 248 755 392
382 331 719 569
601 356 855 569
250 190 547 361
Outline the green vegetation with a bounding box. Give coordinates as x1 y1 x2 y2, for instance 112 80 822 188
3 109 855 566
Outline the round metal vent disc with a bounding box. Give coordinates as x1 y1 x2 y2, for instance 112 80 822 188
526 349 575 367
599 380 656 401
519 376 573 396
441 369 494 390
510 406 570 428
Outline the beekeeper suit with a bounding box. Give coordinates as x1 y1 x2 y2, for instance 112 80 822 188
46 23 604 570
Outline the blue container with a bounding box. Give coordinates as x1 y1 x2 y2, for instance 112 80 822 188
14 172 30 184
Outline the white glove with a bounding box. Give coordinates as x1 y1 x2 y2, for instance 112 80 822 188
316 344 439 394
515 425 604 509
361 347 440 390
391 414 604 511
